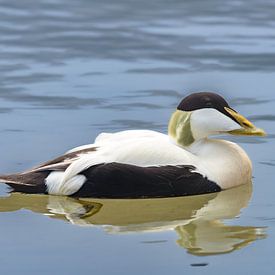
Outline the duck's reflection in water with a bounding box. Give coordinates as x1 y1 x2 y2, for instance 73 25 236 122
0 183 266 256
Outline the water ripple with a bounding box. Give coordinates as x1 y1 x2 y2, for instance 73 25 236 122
0 0 274 73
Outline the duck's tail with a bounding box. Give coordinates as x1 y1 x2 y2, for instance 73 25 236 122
0 171 49 194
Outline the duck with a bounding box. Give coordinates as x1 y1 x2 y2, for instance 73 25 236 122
0 92 266 198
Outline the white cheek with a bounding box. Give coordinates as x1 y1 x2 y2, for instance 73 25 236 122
190 109 241 139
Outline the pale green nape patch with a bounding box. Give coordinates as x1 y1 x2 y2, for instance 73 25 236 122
168 110 195 147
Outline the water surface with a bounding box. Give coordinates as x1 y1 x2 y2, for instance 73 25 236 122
0 0 275 274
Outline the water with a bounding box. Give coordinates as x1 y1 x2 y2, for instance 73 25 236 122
0 0 275 273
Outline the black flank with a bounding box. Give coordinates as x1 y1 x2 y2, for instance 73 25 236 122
73 162 221 198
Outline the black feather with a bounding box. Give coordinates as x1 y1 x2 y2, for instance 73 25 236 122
0 162 221 198
0 171 50 194
74 162 221 198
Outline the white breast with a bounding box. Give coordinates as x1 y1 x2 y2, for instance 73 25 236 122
188 139 252 189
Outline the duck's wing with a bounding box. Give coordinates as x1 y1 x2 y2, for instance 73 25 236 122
27 146 98 173
67 130 163 153
0 130 219 197
0 130 158 194
0 146 98 194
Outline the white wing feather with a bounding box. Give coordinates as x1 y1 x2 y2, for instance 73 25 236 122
46 171 86 195
61 130 208 185
44 130 210 195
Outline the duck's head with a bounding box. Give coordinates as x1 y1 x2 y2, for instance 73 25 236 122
168 92 266 147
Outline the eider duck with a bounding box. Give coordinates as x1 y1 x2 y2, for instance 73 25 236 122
0 92 266 198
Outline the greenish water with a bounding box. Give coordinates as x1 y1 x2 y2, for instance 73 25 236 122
0 0 275 274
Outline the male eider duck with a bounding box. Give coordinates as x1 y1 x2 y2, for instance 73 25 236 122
0 92 266 198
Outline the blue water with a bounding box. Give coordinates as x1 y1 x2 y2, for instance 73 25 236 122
0 0 275 274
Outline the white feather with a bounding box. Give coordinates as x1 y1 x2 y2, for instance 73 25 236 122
59 126 251 192
61 156 108 185
67 130 158 153
191 109 242 140
60 130 210 185
95 132 114 143
66 144 97 153
45 171 86 195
